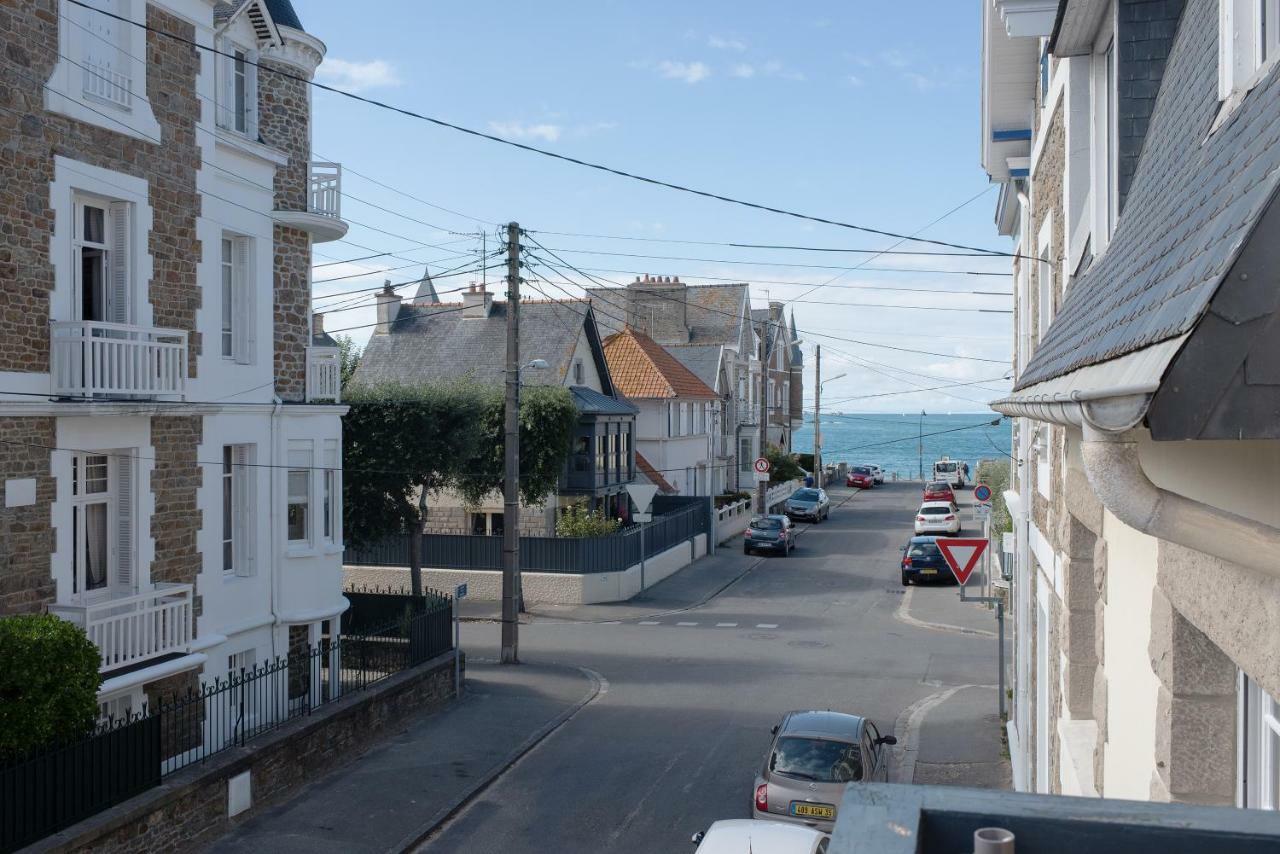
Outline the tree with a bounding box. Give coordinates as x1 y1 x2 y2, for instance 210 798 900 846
555 502 622 537
0 614 101 757
765 444 805 484
334 334 362 388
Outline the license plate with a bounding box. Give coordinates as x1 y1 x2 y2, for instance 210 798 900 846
790 802 835 819
921 569 937 575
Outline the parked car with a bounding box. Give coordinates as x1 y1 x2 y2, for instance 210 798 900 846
753 711 896 833
921 480 956 505
931 456 966 488
785 488 829 523
900 535 954 585
869 465 885 485
745 515 796 556
692 820 828 853
914 501 961 536
846 466 875 488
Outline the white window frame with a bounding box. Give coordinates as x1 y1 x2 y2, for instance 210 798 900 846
216 36 259 137
1037 214 1055 342
322 440 340 545
70 450 134 602
287 443 312 545
219 234 254 364
1090 8 1119 251
1220 0 1280 105
1035 426 1052 501
1239 671 1280 810
72 194 131 325
222 444 255 577
98 688 143 724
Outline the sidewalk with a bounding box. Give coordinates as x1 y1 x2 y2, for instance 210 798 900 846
207 662 599 854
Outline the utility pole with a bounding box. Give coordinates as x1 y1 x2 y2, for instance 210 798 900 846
813 345 821 489
756 329 769 514
501 222 521 665
918 410 926 481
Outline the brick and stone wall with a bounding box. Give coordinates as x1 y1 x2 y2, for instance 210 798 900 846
0 416 56 614
149 416 203 610
0 2 203 376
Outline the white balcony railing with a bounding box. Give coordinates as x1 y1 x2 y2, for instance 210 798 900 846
309 161 342 219
82 61 132 108
51 320 187 400
306 345 341 402
49 583 194 672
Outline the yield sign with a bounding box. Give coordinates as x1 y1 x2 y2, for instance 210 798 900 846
936 538 988 585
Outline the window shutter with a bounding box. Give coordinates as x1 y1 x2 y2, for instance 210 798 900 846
108 202 130 324
234 446 254 577
115 455 134 590
245 51 259 139
216 40 233 129
233 238 254 364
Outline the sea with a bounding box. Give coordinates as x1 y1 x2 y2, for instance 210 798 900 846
793 410 1012 482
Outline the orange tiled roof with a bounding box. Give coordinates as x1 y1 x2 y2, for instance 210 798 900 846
635 451 676 494
601 328 720 400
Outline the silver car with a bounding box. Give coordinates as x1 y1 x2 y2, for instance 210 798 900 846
785 488 829 523
752 711 896 833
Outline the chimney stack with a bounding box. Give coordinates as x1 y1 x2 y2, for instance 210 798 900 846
463 281 493 318
374 281 402 335
313 312 325 334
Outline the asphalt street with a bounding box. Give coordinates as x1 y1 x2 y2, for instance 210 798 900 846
417 481 1010 852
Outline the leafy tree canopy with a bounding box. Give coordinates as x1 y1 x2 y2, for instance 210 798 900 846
765 444 806 484
0 614 101 757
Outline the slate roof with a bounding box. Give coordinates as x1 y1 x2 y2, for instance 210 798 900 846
570 385 638 416
635 452 676 494
1016 0 1280 390
213 0 303 31
350 299 598 390
584 283 749 346
312 329 338 348
666 344 724 392
789 311 803 367
601 328 719 400
413 266 440 304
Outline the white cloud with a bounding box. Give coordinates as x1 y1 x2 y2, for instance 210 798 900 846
315 58 401 92
879 49 910 68
488 121 562 142
708 35 747 51
846 74 864 87
731 63 756 78
657 60 711 84
732 60 805 82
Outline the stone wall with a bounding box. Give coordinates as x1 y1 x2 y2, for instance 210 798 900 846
149 416 203 613
0 416 56 614
33 652 462 853
0 2 202 375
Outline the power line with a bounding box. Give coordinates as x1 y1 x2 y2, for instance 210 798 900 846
527 228 1010 257
313 236 476 268
534 245 1008 276
66 0 1019 260
821 418 1006 455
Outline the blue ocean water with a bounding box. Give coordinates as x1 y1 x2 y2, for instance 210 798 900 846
793 411 1012 482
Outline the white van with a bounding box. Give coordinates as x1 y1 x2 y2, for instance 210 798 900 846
932 457 966 488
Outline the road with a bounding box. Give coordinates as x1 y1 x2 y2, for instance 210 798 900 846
418 481 1007 852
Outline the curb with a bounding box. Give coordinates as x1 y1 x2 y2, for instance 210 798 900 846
385 663 606 853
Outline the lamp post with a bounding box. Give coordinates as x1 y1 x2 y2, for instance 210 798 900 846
813 361 845 489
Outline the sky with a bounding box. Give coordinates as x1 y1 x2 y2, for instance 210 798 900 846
299 0 1014 413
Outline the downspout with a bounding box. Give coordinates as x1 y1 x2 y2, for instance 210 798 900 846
994 391 1280 579
269 394 282 659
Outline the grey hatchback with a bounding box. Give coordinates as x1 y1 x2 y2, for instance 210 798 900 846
752 711 896 833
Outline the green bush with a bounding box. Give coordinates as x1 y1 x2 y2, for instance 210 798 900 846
765 444 806 484
714 491 752 509
0 614 102 757
555 502 623 537
977 458 1012 536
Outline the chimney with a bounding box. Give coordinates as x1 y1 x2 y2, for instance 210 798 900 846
374 281 402 335
313 312 325 334
463 282 493 318
769 299 784 320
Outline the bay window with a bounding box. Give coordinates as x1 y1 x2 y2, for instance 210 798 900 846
287 444 311 544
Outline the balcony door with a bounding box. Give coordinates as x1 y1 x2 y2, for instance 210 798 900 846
70 451 134 603
73 197 130 326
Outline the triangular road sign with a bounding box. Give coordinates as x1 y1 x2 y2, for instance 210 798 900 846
936 538 988 586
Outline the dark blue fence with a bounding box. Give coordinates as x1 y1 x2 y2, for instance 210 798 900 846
345 501 711 575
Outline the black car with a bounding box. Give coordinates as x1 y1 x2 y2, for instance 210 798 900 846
899 536 954 585
744 515 796 556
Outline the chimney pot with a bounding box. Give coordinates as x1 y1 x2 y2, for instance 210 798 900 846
313 312 325 333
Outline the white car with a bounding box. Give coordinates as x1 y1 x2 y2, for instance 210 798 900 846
914 501 960 536
692 819 829 853
869 465 885 484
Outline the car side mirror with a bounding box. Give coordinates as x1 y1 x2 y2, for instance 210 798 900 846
877 735 898 746
691 831 705 846
771 724 778 735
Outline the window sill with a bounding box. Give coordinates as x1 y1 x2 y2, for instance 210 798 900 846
214 127 290 166
286 544 316 558
322 543 344 556
1210 58 1280 137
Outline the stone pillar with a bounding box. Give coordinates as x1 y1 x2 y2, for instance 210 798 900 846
1149 587 1236 804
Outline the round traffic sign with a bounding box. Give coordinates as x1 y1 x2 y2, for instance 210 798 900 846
973 483 992 503
753 457 771 474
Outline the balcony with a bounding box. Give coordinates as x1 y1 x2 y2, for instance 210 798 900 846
50 320 188 401
306 345 341 402
49 583 194 673
272 161 349 243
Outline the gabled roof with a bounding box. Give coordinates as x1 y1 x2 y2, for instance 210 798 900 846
570 385 638 416
789 311 803 367
1015 0 1280 391
213 0 300 42
350 298 616 396
585 282 750 347
601 328 719 401
665 344 724 393
413 266 440 304
635 452 676 494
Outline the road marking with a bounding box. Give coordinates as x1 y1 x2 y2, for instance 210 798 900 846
890 683 986 784
676 621 698 627
756 623 778 629
893 586 997 638
638 620 661 626
715 622 738 628
600 621 621 625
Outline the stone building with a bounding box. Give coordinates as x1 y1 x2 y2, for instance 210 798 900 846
0 0 347 718
982 0 1280 810
752 301 803 454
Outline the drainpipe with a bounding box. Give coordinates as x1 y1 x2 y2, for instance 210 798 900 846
994 391 1280 579
269 395 282 659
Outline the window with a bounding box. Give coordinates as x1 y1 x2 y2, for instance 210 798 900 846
740 437 753 472
287 444 311 544
73 196 129 324
1220 0 1280 102
472 512 504 536
323 440 339 543
573 359 584 385
608 432 618 481
98 690 140 724
216 37 257 136
1091 10 1119 247
220 235 253 362
222 445 254 575
228 649 256 676
1240 672 1280 810
71 451 132 599
80 0 131 109
1037 214 1055 342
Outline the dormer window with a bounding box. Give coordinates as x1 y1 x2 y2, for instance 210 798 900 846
1219 0 1280 103
216 38 258 137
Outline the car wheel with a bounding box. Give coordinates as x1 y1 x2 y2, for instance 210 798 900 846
901 572 910 586
744 546 751 555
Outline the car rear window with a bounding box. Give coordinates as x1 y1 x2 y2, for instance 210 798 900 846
936 463 957 472
909 543 940 557
920 506 951 516
771 736 863 783
927 482 949 490
792 489 819 501
852 467 871 475
753 518 783 530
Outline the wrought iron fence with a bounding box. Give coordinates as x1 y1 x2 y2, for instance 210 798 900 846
0 601 453 851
